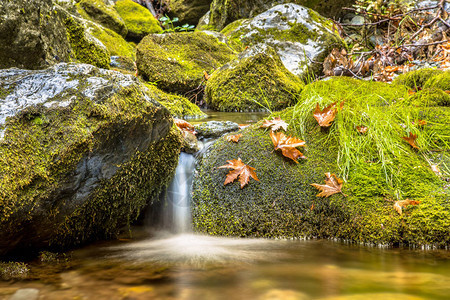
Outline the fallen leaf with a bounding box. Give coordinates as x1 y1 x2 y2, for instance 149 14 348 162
313 102 343 127
311 173 346 197
402 132 419 149
270 131 306 163
174 118 196 135
408 89 416 95
356 125 368 134
260 117 289 131
394 199 421 215
225 134 242 143
414 119 427 127
218 158 259 188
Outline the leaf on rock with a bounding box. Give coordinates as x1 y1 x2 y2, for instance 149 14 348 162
356 125 368 134
218 158 259 188
270 131 306 163
313 102 344 127
311 173 346 197
394 199 421 215
225 134 242 143
174 118 196 135
260 117 289 131
401 132 419 149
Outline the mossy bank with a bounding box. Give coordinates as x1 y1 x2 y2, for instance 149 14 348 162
193 76 450 247
0 63 182 255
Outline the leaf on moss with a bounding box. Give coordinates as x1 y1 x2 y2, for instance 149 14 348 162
260 117 289 131
270 131 306 163
225 134 242 143
394 199 421 215
401 132 419 149
218 158 259 188
356 125 368 134
313 102 344 127
311 173 346 197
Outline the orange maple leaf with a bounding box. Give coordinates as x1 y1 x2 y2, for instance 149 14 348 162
401 132 419 149
225 134 242 143
313 102 343 127
394 199 420 215
414 119 427 127
270 131 306 163
174 118 196 135
356 125 368 134
260 117 289 131
218 158 259 188
311 173 346 197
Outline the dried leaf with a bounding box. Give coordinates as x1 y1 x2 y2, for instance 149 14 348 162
174 118 196 135
260 117 288 131
218 158 259 188
270 131 306 163
402 132 419 149
225 134 242 143
311 173 346 197
394 199 421 215
313 102 344 127
414 119 427 127
356 125 368 134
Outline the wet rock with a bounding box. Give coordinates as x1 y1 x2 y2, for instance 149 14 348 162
181 130 200 153
169 0 213 26
9 289 39 300
0 63 181 255
221 3 345 77
136 31 235 94
0 0 72 69
195 121 239 138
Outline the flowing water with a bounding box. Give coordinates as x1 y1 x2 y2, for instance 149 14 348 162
1 112 449 299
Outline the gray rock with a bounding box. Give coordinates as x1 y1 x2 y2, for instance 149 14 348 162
195 121 240 138
10 289 39 300
181 130 200 153
169 0 213 26
0 63 181 255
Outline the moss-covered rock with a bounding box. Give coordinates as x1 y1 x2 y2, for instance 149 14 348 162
193 77 450 247
0 0 72 69
205 0 355 31
405 88 450 107
136 31 235 94
220 3 346 77
87 22 135 59
114 0 162 41
205 47 304 112
144 83 206 119
0 63 182 255
77 0 127 37
423 70 450 91
393 68 444 90
169 0 212 26
63 15 111 69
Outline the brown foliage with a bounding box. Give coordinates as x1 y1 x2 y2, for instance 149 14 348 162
260 117 289 131
313 102 343 127
394 199 421 215
218 158 259 188
311 173 346 197
270 131 306 163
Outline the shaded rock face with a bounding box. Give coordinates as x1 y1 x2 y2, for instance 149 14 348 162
206 0 355 31
222 3 345 77
0 63 181 254
0 0 72 69
193 77 450 247
136 31 235 94
194 121 239 138
169 0 213 26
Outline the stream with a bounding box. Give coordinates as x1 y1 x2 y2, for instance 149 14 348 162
0 112 449 300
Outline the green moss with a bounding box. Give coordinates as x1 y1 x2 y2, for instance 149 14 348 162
64 16 110 69
89 23 135 59
144 83 206 119
205 48 304 112
136 31 235 94
393 68 443 90
114 0 162 40
423 70 450 91
404 88 450 107
78 0 127 37
193 76 449 247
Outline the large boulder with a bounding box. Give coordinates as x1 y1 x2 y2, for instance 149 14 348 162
136 31 235 94
77 0 128 37
0 0 72 69
203 0 355 31
204 47 304 112
193 77 450 247
114 0 162 41
220 3 346 77
0 63 182 254
169 0 213 26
